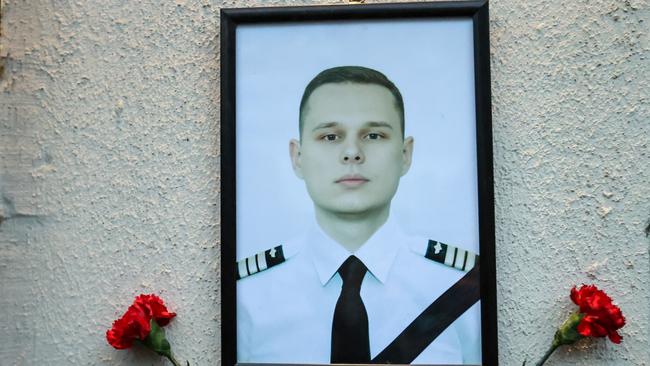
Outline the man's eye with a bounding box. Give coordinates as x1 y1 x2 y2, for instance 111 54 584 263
322 134 339 141
365 133 383 140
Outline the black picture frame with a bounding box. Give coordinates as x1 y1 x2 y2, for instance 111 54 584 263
220 1 496 365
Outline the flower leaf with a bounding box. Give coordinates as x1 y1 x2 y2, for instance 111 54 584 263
143 319 173 358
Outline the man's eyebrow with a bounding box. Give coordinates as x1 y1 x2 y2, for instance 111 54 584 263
311 122 339 131
311 121 394 132
365 121 394 129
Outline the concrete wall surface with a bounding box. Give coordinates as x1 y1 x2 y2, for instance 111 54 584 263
1 0 648 365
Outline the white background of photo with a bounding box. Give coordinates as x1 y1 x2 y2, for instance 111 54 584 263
236 19 479 258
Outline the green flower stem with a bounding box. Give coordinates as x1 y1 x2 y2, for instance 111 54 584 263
165 354 182 366
141 320 189 365
535 344 559 366
534 311 585 366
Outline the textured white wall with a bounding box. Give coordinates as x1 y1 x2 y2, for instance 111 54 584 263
0 0 648 365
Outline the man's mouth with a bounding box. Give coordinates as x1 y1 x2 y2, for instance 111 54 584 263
335 174 369 187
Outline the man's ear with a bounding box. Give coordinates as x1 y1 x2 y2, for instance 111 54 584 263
401 136 414 176
289 139 304 179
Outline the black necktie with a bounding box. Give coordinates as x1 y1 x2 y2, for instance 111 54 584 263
331 255 370 364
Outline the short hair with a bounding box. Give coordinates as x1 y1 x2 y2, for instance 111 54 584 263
299 66 405 138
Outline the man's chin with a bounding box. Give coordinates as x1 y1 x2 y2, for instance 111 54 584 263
317 202 388 218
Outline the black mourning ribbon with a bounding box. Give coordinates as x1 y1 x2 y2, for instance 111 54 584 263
331 255 371 364
371 263 481 364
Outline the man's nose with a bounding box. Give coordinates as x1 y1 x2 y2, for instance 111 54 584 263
340 140 365 164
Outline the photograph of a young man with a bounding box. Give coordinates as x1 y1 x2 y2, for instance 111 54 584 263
236 65 481 365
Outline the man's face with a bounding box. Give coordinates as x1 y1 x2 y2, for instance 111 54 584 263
290 82 413 216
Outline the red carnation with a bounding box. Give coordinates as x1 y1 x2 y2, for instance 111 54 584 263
570 285 626 343
106 303 151 349
530 284 626 366
106 294 186 366
135 294 177 326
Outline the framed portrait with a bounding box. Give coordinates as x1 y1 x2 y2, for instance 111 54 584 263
220 1 496 365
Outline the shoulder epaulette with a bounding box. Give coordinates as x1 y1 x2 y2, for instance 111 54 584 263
236 245 287 280
419 240 478 272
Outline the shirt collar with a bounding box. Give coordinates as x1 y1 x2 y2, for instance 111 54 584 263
355 218 402 284
306 216 404 286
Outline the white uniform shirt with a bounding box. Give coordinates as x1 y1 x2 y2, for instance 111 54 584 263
237 218 482 364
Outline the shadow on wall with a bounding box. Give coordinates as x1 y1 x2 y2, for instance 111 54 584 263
0 192 43 229
0 0 4 78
